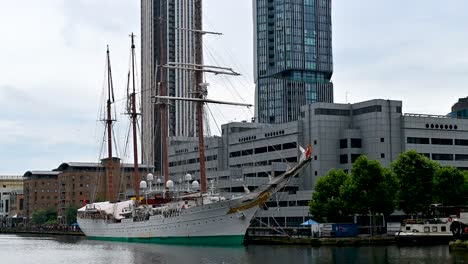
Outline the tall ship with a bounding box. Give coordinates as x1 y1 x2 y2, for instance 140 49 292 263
77 33 312 245
77 152 311 245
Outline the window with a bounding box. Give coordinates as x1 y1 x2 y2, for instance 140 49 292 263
351 138 362 148
431 138 453 145
380 138 385 143
455 139 468 146
229 151 241 158
432 226 438 232
381 153 385 158
455 154 468 161
268 144 282 152
352 105 382 116
340 154 348 164
255 147 268 154
241 149 253 156
340 139 347 149
282 142 297 150
407 137 430 144
432 153 453 161
315 108 350 116
441 226 446 232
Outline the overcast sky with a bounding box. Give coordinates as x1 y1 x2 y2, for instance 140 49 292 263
0 0 467 175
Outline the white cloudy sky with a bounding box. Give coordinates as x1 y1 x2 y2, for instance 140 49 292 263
0 0 467 175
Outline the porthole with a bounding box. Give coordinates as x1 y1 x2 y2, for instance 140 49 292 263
455 125 458 129
440 124 444 129
445 125 448 129
431 124 434 128
450 125 453 129
435 124 439 128
426 124 429 128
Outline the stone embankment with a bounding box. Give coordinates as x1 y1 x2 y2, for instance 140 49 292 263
0 227 84 236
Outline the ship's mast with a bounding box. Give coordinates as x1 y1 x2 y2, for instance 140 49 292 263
158 15 170 187
130 33 141 202
194 0 206 193
105 46 115 202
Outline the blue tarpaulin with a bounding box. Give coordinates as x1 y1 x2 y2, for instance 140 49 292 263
300 219 319 226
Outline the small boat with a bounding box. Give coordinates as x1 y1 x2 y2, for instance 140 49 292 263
395 211 468 245
395 218 454 245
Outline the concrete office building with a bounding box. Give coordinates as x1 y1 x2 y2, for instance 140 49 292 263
167 99 468 227
141 0 202 171
253 0 333 124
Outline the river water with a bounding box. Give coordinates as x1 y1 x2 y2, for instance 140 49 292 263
1 234 467 264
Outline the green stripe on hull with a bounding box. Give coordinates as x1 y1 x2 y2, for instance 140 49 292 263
88 235 245 246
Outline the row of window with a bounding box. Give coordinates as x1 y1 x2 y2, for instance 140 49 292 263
265 130 286 138
425 123 458 130
340 138 362 149
239 136 257 143
352 105 383 116
229 142 297 158
230 156 298 168
314 105 392 116
407 137 468 146
175 148 188 154
420 153 468 161
168 155 218 167
265 200 310 208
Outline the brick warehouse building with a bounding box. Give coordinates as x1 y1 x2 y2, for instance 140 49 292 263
24 159 152 223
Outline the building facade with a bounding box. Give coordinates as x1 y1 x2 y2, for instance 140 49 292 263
167 99 468 227
451 97 468 118
141 0 202 171
23 171 60 218
0 176 24 226
23 161 152 223
253 0 334 124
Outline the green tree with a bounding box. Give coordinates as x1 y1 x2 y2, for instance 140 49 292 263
64 206 78 225
341 155 398 217
392 150 439 216
433 166 468 206
31 209 57 225
309 169 349 222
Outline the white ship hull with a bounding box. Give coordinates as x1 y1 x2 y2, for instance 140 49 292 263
78 198 260 245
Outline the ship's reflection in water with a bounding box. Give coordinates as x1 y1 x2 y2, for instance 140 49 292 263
2 234 468 264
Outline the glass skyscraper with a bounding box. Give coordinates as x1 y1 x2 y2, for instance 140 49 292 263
141 0 201 170
254 0 333 124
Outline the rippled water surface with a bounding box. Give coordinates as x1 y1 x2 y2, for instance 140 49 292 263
1 234 468 263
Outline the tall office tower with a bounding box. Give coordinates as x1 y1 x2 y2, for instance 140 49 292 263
141 0 202 171
254 0 334 124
